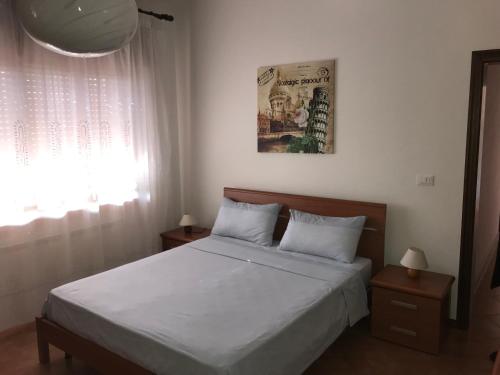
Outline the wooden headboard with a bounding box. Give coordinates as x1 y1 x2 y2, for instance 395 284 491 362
224 187 387 275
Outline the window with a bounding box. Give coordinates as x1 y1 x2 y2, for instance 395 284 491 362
0 66 141 226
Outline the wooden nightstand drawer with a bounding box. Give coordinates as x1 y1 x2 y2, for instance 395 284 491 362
160 227 211 251
372 307 439 353
372 287 440 323
165 239 186 249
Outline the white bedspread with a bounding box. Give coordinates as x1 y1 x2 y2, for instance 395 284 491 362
44 235 369 375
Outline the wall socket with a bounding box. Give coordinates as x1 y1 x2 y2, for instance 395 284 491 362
416 175 435 186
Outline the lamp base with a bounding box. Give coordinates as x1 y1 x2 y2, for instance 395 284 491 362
407 268 420 279
183 225 192 235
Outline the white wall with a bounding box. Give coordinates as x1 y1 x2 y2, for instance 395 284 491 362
189 0 500 318
472 63 500 294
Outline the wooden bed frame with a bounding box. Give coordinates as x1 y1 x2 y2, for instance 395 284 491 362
36 187 386 374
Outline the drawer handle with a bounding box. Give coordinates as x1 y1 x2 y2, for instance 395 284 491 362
390 325 417 337
390 300 417 310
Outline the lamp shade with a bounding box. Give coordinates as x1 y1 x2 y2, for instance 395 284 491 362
400 247 428 270
15 0 138 58
179 214 196 227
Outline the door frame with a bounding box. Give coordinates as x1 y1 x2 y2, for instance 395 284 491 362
457 49 500 329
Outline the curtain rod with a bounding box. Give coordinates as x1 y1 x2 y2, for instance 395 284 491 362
138 9 174 22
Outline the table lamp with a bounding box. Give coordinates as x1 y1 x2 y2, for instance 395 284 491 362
400 247 428 279
179 214 196 234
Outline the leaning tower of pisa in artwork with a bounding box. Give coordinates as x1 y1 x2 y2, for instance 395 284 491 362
306 86 329 153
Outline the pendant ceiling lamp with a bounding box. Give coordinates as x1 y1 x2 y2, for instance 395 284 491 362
15 0 139 58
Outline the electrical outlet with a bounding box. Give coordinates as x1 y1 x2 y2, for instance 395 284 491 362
417 175 435 186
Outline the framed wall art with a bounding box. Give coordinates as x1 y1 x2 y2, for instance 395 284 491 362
257 59 335 153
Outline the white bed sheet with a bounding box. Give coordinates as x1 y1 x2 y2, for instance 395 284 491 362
257 237 372 287
43 235 369 375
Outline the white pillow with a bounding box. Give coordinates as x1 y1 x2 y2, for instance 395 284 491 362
211 198 281 246
279 209 366 263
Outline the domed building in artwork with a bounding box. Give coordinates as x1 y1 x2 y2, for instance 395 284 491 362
268 72 294 122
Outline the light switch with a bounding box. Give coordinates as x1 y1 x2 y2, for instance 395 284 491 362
417 175 435 186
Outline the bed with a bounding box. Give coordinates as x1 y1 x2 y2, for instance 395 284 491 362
36 187 387 375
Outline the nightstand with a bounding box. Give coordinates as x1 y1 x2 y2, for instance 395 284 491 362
160 227 211 251
370 265 455 354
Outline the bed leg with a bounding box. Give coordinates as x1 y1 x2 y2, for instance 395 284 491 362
36 319 50 364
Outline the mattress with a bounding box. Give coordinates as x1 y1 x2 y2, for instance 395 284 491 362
43 235 369 375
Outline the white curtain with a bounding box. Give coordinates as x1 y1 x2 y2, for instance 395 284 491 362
0 1 182 330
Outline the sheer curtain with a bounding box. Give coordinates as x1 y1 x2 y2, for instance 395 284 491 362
0 1 181 330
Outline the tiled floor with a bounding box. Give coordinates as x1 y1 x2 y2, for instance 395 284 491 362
1 266 499 375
